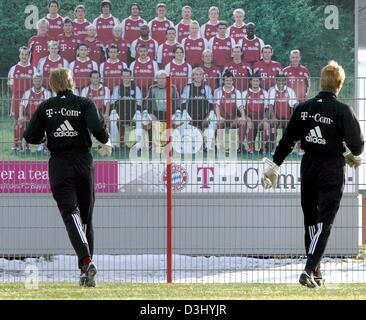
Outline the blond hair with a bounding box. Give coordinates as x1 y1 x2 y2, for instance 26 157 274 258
49 68 74 94
320 60 345 91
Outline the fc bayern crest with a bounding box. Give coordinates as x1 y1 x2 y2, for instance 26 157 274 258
162 164 188 192
149 43 154 48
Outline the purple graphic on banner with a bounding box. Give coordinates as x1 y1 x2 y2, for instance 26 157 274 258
0 161 118 193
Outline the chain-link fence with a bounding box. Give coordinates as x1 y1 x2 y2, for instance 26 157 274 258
0 75 365 284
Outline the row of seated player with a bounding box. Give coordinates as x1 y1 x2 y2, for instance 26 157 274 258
13 69 301 155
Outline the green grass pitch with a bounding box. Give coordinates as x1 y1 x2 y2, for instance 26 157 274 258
1 283 366 300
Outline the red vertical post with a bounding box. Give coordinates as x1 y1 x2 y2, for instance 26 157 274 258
166 76 173 283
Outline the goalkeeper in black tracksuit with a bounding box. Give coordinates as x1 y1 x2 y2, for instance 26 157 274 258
23 68 112 287
263 61 364 288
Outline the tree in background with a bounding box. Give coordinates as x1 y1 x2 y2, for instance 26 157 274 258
0 0 355 78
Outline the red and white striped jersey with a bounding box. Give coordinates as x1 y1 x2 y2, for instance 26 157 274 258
268 85 298 120
57 34 78 63
8 63 37 93
228 24 246 44
201 65 221 92
93 15 120 46
84 38 104 65
241 36 265 66
81 85 111 112
130 37 159 60
73 19 92 42
28 35 51 68
253 60 283 91
157 42 179 68
69 57 99 90
130 58 159 96
200 22 218 41
20 87 52 117
104 37 130 64
165 60 192 94
121 16 147 43
38 56 69 89
44 14 64 39
283 65 310 102
175 20 195 43
100 59 128 92
208 36 236 71
214 86 243 120
242 88 268 120
148 18 174 45
182 37 208 68
223 61 252 92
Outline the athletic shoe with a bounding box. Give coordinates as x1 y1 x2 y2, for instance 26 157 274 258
79 262 97 287
314 269 325 287
79 271 87 287
299 269 319 288
296 150 305 156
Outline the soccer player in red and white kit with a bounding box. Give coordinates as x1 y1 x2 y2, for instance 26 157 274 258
268 72 298 154
130 44 159 97
214 70 246 153
19 74 52 152
69 44 99 91
28 19 51 68
130 24 159 61
208 21 236 72
103 25 129 65
38 41 69 90
253 45 282 91
175 6 194 43
93 0 120 47
200 6 219 41
283 49 311 156
57 17 78 64
84 24 105 65
73 5 92 42
8 47 37 151
148 3 174 45
165 46 192 94
43 0 64 40
283 49 311 103
182 21 208 69
121 3 147 44
81 70 111 121
201 49 221 93
157 28 179 69
228 9 246 45
100 44 128 92
242 71 270 154
223 45 251 92
241 22 265 69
